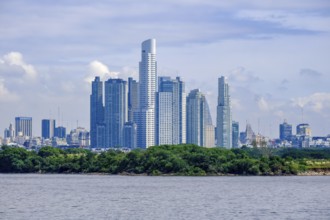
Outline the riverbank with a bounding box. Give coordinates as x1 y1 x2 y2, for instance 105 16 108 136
1 145 330 176
3 171 330 176
298 170 330 176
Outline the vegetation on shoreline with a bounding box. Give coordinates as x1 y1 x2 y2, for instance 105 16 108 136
1 144 330 175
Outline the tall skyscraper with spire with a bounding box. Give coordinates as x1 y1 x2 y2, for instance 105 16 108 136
90 76 104 148
216 76 232 149
134 39 157 148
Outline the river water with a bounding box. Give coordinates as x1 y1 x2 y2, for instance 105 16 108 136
0 174 329 220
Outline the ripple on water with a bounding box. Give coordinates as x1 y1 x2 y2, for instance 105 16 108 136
0 175 330 220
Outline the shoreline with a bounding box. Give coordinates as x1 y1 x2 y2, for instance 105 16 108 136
2 171 330 176
297 171 330 176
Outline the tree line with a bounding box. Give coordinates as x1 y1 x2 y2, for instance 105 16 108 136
1 144 330 175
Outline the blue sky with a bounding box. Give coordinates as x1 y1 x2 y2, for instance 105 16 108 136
1 0 330 137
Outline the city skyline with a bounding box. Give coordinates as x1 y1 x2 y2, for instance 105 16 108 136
0 1 330 137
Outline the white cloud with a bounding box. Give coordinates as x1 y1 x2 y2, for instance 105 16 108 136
231 98 242 110
61 81 76 93
228 67 260 83
237 10 330 32
119 66 138 80
274 110 285 118
2 52 37 80
256 96 270 111
292 93 330 113
84 60 119 83
0 79 19 102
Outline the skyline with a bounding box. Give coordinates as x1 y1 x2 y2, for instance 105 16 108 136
1 1 330 137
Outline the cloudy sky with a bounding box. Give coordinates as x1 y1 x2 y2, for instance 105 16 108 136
1 0 330 138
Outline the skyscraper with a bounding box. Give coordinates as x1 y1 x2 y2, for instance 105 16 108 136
15 117 32 137
4 128 10 139
295 123 312 148
128 77 139 122
55 126 66 139
134 39 157 148
96 124 106 148
241 123 255 144
279 120 292 141
232 121 239 148
105 78 128 147
41 119 56 139
123 122 137 148
156 76 186 145
216 76 232 149
4 123 15 140
90 76 104 148
186 89 215 147
296 123 311 136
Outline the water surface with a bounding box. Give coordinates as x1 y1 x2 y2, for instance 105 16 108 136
0 174 329 219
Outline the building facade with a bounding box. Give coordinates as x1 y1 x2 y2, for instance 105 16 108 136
4 123 15 140
296 123 312 136
156 76 186 145
96 123 106 148
55 126 66 139
123 122 137 148
105 78 128 147
279 120 292 141
216 76 232 149
67 127 90 147
90 76 104 148
232 121 239 148
15 117 32 137
186 89 214 147
128 77 139 123
41 119 56 139
134 39 157 148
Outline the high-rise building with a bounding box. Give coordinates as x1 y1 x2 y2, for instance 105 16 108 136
4 123 15 140
128 77 139 122
96 123 106 148
105 78 128 147
216 76 232 149
41 119 56 139
134 39 157 148
240 123 255 145
67 127 89 147
123 122 137 148
186 89 215 147
232 121 239 148
4 129 10 139
90 76 104 148
279 120 292 141
296 123 311 136
15 117 32 137
295 123 312 148
55 126 66 139
245 123 255 142
156 76 186 145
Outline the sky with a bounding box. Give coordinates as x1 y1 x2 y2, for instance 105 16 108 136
0 0 330 138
